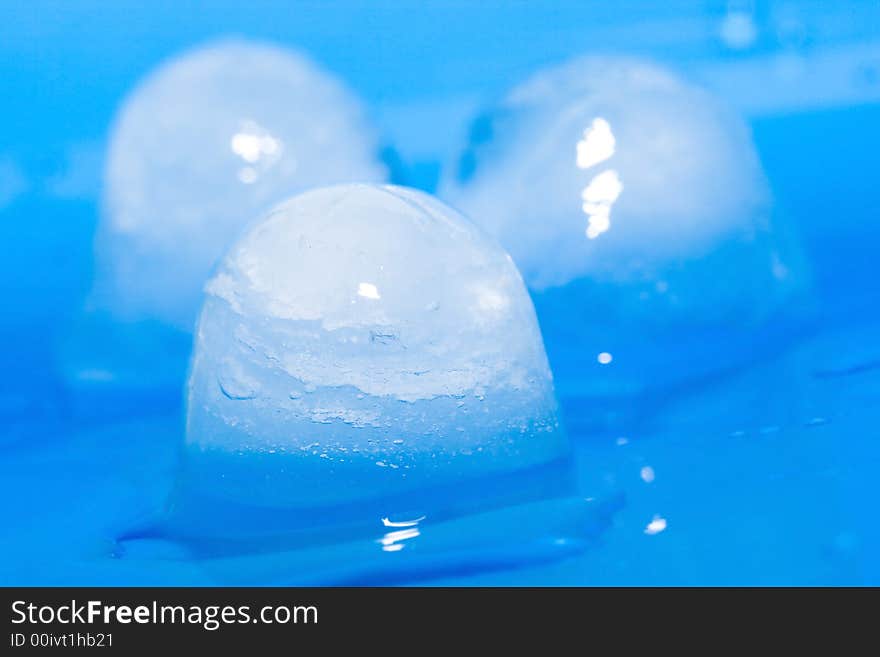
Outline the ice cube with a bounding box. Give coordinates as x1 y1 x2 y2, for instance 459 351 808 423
182 184 568 519
442 56 807 400
93 39 387 332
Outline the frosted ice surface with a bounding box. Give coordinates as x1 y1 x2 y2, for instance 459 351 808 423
442 56 806 396
184 184 567 511
93 40 387 331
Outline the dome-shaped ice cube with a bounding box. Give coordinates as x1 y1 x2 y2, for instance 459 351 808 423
183 184 568 521
442 56 807 402
94 40 387 331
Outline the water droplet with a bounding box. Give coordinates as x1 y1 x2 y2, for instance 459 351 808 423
644 515 667 535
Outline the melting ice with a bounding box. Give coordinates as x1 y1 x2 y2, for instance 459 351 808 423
442 56 807 400
117 185 613 584
92 39 387 332
178 184 569 536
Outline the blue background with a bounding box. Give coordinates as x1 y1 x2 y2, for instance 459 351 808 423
1 1 879 584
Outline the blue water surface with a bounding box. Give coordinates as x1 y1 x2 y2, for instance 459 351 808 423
1 1 879 585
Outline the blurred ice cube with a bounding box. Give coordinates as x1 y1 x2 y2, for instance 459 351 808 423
94 39 387 331
442 56 807 403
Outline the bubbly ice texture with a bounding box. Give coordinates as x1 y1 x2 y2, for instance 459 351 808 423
182 184 567 523
93 40 386 331
442 57 806 397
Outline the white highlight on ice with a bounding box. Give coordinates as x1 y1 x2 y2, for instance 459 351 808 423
381 516 426 528
230 123 281 164
576 118 621 240
357 282 381 300
379 527 421 552
582 169 623 239
576 117 616 170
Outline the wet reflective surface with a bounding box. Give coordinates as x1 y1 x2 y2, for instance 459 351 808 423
1 2 879 585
